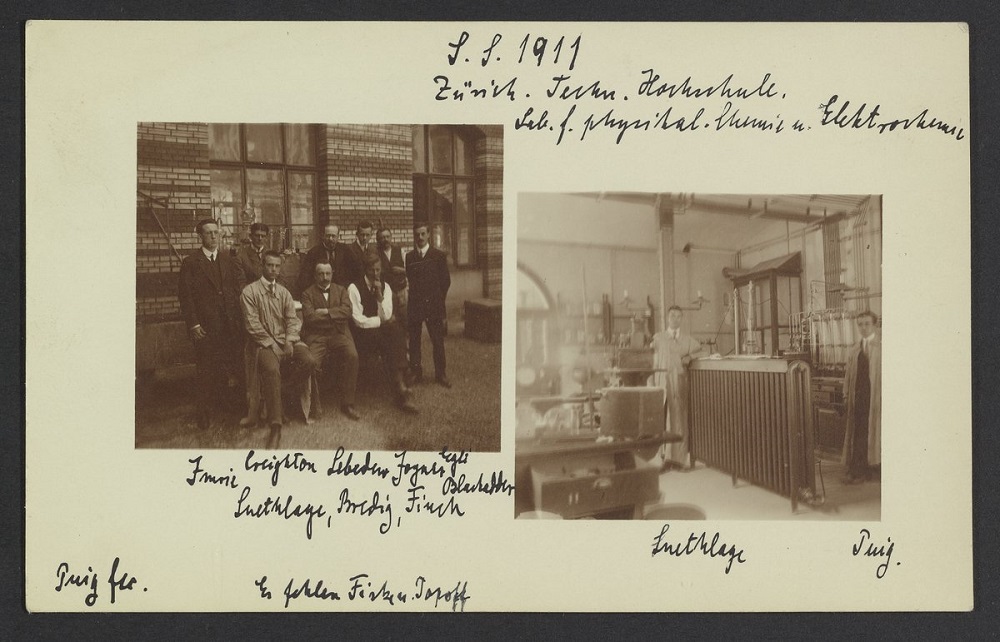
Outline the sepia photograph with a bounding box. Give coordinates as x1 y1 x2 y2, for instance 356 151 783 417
134 123 503 451
515 192 882 520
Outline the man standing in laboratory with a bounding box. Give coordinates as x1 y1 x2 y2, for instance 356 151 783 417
651 305 707 470
843 311 881 484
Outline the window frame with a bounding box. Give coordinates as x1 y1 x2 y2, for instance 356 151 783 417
208 123 319 251
412 125 479 268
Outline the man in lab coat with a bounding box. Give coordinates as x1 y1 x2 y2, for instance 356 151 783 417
842 311 881 484
651 305 707 470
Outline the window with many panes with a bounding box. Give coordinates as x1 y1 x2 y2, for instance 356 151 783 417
208 123 318 252
412 126 478 267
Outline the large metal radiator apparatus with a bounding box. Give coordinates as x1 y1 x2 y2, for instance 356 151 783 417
688 358 815 510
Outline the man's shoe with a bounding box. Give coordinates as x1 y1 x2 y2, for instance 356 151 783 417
266 423 282 449
411 370 424 384
397 399 419 414
340 405 360 421
435 376 452 388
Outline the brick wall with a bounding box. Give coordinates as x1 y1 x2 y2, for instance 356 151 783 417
136 122 211 323
135 122 504 330
318 124 414 242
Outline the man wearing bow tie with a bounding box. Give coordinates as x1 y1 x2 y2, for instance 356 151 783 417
842 311 882 484
348 252 417 414
177 218 245 431
241 251 317 447
651 305 707 470
301 262 360 420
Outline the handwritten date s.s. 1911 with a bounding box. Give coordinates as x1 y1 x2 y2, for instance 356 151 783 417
447 31 581 70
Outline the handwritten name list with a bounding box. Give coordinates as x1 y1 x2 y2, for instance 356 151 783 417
186 447 514 540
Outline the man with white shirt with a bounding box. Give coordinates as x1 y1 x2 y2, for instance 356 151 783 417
348 253 416 413
843 311 882 484
177 218 245 431
650 305 707 470
241 251 317 447
301 262 360 420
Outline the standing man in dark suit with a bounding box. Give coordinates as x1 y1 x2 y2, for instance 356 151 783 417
342 220 375 287
406 223 451 388
298 224 350 294
177 218 245 430
234 222 270 284
301 262 360 420
377 227 408 333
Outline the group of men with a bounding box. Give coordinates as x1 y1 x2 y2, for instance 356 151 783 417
177 217 451 447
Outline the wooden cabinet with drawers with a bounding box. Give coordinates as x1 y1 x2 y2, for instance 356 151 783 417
515 435 676 519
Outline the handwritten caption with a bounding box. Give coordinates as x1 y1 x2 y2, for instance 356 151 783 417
434 31 965 145
54 557 145 607
256 572 471 611
852 528 899 579
651 523 747 574
185 447 514 539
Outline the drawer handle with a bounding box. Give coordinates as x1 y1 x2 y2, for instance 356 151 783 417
593 477 612 491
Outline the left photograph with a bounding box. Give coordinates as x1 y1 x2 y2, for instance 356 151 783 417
135 123 503 452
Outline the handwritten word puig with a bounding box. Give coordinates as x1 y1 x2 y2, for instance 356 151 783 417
54 557 145 606
852 528 898 579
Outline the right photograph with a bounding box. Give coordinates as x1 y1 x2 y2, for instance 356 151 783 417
514 193 882 521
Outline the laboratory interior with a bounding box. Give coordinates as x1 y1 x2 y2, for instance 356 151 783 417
515 192 882 520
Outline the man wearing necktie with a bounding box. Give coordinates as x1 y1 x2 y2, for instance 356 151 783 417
234 222 271 285
406 223 452 388
377 227 408 335
343 220 375 288
241 251 317 447
843 311 882 484
650 305 707 470
298 223 350 295
177 218 245 431
347 252 417 413
301 262 360 420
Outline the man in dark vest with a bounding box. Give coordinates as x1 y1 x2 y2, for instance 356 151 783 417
406 223 451 387
301 262 360 420
377 226 408 333
177 218 245 430
347 253 417 413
